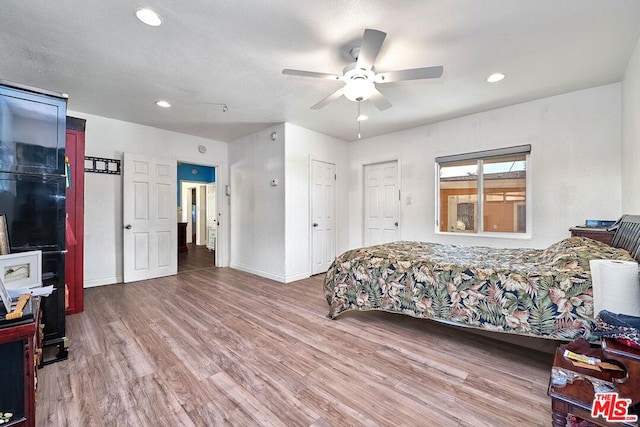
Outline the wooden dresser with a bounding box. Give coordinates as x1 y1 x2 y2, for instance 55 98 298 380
570 227 616 245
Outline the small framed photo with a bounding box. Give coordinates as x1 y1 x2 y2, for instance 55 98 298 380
0 250 42 290
0 276 11 313
0 213 9 255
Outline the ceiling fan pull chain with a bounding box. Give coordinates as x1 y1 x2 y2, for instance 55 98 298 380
357 102 362 139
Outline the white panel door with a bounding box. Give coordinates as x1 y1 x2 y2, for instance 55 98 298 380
364 161 399 246
206 182 216 251
185 187 193 243
123 153 177 283
196 185 207 245
311 160 336 275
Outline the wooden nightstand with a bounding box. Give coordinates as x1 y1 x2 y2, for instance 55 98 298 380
548 339 639 427
570 227 616 245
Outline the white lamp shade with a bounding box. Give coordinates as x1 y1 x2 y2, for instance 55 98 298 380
343 79 375 102
136 8 162 26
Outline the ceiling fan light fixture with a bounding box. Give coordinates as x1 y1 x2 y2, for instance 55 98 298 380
487 72 505 83
136 8 162 26
343 78 375 102
282 28 443 112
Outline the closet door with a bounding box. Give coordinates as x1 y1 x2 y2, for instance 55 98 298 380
363 160 400 246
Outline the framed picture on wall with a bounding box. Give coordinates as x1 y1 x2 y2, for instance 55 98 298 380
0 250 42 290
0 214 9 255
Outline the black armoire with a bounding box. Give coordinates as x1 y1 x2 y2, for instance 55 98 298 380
0 80 68 362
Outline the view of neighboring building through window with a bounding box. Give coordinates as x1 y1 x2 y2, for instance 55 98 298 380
436 146 530 235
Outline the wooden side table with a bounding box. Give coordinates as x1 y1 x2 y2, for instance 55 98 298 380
570 227 616 245
0 300 39 427
548 339 639 427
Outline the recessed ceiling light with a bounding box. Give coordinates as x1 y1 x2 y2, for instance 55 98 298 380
155 100 171 108
356 114 368 122
487 73 505 83
136 8 162 26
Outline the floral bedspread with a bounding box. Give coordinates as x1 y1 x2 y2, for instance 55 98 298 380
323 237 635 340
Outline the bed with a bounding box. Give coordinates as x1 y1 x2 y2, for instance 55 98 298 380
323 215 640 341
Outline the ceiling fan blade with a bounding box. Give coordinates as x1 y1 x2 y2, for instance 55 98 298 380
311 88 344 110
282 69 342 80
376 65 444 83
356 29 386 71
369 88 392 111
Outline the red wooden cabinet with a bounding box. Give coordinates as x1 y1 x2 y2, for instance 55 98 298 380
65 117 85 314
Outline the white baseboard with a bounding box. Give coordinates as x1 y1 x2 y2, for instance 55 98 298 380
83 268 310 287
84 276 122 288
230 263 287 283
283 271 311 283
229 263 311 283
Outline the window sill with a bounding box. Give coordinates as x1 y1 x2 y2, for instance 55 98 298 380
434 230 532 240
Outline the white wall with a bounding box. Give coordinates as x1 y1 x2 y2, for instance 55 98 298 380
69 111 229 287
229 124 286 281
228 123 349 283
284 123 349 282
72 71 633 286
348 84 623 250
622 35 640 213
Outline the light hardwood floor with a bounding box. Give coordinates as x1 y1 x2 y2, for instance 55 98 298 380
36 267 557 426
178 243 215 273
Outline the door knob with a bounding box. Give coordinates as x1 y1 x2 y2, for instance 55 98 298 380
394 222 399 227
124 224 132 229
313 223 318 227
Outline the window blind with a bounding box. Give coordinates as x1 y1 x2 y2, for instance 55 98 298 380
435 144 531 164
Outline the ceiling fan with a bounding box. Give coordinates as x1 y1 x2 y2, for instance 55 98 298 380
282 29 443 111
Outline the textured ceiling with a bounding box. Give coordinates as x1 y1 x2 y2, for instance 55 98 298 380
1 1 640 142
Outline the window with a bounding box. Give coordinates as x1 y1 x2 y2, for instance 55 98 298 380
436 145 530 235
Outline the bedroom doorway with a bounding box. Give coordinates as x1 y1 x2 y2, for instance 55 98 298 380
177 162 218 270
363 160 399 246
181 181 211 246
